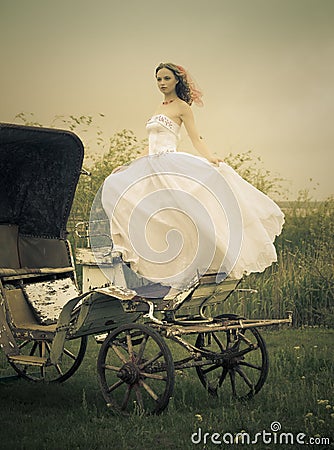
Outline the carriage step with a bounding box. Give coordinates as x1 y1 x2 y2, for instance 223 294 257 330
8 355 47 366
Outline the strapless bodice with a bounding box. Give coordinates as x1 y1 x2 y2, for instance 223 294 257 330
146 114 180 155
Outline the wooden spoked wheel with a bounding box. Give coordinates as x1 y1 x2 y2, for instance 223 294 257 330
97 323 175 415
9 336 87 382
195 319 269 400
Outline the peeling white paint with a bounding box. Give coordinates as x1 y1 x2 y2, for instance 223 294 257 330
23 278 79 325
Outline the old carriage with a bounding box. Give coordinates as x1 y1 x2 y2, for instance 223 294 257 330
0 123 291 414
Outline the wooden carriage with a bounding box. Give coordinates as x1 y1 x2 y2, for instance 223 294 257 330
0 123 291 414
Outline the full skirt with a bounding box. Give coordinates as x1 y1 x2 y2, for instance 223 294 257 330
101 152 284 289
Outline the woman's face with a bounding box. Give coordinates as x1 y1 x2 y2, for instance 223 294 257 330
156 68 178 95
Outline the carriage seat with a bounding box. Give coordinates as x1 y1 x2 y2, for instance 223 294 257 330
0 224 74 277
5 288 57 331
0 224 77 326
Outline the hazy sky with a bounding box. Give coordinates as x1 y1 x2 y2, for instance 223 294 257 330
1 0 333 199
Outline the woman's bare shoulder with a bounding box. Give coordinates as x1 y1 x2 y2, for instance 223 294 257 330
178 101 194 121
177 98 191 110
176 99 192 117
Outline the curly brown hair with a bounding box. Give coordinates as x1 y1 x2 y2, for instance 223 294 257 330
155 62 193 105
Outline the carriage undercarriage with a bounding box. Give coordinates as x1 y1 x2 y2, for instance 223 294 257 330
94 283 292 415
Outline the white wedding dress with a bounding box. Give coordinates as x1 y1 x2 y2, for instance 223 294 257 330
101 114 284 289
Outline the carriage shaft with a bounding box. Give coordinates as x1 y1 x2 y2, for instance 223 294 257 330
161 317 292 337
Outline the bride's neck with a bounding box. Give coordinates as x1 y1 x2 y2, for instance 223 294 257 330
163 93 178 102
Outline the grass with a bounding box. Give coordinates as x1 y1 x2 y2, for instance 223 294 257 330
0 327 333 450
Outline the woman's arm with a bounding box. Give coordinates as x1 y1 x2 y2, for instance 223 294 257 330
180 104 223 164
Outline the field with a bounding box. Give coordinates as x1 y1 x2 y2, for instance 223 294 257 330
0 328 333 450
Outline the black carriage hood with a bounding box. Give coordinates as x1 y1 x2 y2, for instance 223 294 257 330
0 123 84 238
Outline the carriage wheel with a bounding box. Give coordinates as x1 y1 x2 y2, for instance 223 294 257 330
195 320 268 400
9 336 87 383
97 323 175 415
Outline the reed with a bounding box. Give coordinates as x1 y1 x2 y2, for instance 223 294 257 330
223 196 334 327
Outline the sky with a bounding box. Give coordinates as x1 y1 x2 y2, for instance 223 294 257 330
1 0 333 199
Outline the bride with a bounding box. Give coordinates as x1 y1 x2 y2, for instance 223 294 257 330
101 62 284 289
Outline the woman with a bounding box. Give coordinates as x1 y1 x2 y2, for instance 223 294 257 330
101 62 284 289
148 63 221 164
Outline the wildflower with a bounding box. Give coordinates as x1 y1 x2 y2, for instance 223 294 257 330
301 376 306 380
293 346 300 350
195 414 203 422
331 413 334 419
317 399 329 405
318 419 325 424
305 412 313 417
326 405 332 410
313 345 318 348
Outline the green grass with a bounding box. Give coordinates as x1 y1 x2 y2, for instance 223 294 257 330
0 328 333 450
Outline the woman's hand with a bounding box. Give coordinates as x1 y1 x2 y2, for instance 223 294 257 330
208 156 223 166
